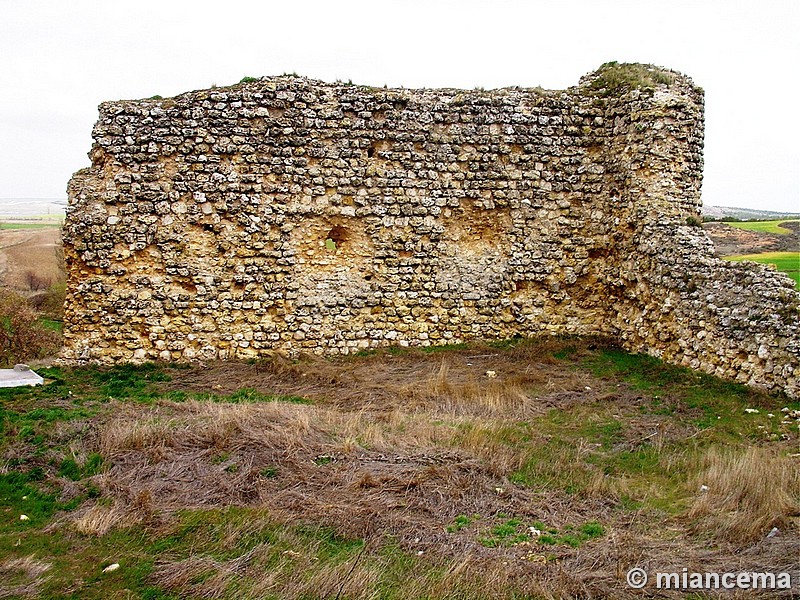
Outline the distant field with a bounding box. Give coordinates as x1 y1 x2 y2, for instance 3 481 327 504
726 251 800 287
0 227 64 291
0 221 62 230
723 219 799 235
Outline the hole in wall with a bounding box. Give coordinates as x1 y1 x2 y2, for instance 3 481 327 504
367 140 390 159
513 280 529 292
325 226 348 251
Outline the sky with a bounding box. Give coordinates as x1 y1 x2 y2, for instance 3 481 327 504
0 0 798 212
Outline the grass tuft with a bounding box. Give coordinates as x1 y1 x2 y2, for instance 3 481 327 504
686 446 800 543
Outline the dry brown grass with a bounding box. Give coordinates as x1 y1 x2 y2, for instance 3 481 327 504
403 358 534 417
82 393 593 557
0 555 52 598
159 339 595 416
0 288 61 366
71 502 143 536
687 446 800 543
41 340 799 598
152 539 559 600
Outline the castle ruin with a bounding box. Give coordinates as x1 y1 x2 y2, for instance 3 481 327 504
62 63 800 397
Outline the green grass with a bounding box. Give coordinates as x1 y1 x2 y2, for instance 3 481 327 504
446 514 475 533
0 501 477 599
723 219 798 235
586 61 674 96
476 517 605 549
37 317 63 332
0 221 63 229
0 343 797 599
504 347 797 514
725 251 800 287
165 387 311 405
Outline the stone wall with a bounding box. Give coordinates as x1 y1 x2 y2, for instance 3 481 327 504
62 63 800 397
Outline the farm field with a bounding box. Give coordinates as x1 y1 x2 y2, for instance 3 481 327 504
726 251 800 287
0 221 63 230
0 227 64 293
1 339 798 599
723 219 799 235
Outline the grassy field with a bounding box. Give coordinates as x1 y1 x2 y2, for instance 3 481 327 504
1 338 798 599
0 222 62 230
723 219 799 235
726 251 800 287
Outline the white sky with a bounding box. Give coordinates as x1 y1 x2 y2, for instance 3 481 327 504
1 0 798 212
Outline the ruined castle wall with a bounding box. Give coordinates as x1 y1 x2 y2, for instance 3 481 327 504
62 64 799 397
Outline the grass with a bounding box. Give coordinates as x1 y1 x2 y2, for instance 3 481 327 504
0 339 797 598
475 517 604 549
0 221 62 230
586 61 674 96
725 251 800 286
686 446 800 543
37 317 63 332
723 219 799 235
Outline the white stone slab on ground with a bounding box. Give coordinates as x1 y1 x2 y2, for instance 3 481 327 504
0 364 44 387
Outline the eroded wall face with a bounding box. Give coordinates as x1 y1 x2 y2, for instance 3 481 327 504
62 67 799 398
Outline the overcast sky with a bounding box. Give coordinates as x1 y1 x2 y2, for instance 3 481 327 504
1 0 798 212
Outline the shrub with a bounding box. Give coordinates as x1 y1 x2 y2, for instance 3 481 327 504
686 215 702 227
25 271 51 292
588 62 674 96
0 289 62 367
29 282 65 320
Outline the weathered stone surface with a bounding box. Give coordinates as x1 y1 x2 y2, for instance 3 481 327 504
62 63 799 398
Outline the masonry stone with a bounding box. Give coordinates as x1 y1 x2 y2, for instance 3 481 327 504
62 63 800 398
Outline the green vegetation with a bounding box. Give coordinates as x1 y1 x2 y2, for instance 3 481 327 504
506 347 797 515
0 221 62 229
36 317 63 332
723 219 798 235
446 513 476 533
726 251 800 287
587 61 674 96
239 76 259 84
0 289 61 367
0 341 797 598
474 516 605 549
165 387 311 405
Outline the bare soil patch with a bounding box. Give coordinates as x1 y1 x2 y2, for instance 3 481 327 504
0 227 63 291
703 221 800 256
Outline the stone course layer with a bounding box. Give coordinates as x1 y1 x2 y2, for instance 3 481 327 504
63 63 800 397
